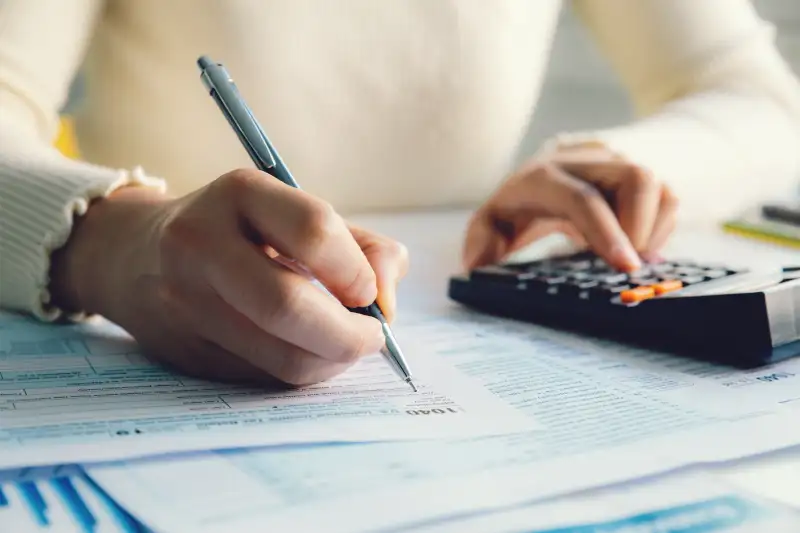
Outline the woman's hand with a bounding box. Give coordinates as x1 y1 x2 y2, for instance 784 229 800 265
463 145 679 271
50 169 409 387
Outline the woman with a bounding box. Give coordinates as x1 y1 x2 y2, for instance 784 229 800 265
1 0 799 385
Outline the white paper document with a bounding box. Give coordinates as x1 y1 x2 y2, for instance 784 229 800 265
411 470 800 533
0 311 532 469
88 310 800 533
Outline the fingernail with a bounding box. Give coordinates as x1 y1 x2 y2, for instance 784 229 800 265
611 243 641 271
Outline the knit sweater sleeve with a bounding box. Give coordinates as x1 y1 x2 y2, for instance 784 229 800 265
556 0 800 223
0 0 165 321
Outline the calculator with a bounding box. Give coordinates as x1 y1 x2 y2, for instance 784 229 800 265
448 252 800 367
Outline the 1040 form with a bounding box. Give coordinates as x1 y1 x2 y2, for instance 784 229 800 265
0 311 533 469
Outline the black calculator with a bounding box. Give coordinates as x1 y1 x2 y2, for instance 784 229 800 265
448 252 800 367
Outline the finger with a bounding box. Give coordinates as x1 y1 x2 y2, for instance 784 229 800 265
350 225 409 322
465 164 640 271
124 275 285 387
614 167 661 252
644 185 680 254
160 282 355 386
463 213 513 269
221 171 377 307
556 157 661 251
203 235 385 362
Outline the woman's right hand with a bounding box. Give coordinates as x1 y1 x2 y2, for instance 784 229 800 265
50 169 409 387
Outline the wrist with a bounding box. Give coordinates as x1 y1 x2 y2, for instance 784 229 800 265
49 186 171 320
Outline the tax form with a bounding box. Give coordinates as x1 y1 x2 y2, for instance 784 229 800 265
88 310 800 533
0 311 532 469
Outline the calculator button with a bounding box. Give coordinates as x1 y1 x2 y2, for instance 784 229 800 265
604 284 631 294
629 277 660 287
620 286 655 303
590 284 631 299
568 272 594 281
471 266 532 283
561 280 599 297
679 275 706 285
651 263 676 274
703 269 728 279
675 266 705 276
565 260 593 271
653 280 683 295
598 273 629 285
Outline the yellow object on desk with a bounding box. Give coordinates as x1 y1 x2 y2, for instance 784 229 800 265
722 208 800 249
55 116 80 159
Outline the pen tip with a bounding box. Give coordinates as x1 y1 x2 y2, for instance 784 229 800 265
407 380 418 393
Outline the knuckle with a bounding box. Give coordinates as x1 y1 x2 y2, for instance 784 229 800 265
569 182 602 208
215 168 263 197
385 239 409 265
627 166 656 190
521 163 553 184
299 199 340 247
662 186 680 210
259 279 303 329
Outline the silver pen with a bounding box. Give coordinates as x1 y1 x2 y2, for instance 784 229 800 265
196 56 417 392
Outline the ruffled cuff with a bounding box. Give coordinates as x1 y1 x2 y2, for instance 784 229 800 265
0 151 166 322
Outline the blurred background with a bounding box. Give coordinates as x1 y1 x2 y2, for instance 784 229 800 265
518 0 800 162
56 1 800 163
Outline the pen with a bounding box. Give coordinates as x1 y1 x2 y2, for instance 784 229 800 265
196 55 417 392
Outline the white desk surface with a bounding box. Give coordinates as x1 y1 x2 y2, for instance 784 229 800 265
350 208 800 510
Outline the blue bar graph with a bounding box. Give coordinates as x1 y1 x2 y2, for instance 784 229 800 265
17 480 49 527
0 469 147 532
52 477 97 533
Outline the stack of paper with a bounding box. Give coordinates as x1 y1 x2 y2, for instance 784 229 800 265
6 305 800 530
82 311 800 532
0 310 532 470
5 210 800 531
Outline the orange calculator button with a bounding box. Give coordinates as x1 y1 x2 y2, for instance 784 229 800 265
653 279 683 295
620 286 655 303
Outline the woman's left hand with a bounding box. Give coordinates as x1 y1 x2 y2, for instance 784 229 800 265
462 144 679 272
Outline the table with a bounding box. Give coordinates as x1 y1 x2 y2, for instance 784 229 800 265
350 208 800 510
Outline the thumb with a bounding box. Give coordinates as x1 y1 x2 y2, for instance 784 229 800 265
462 214 513 270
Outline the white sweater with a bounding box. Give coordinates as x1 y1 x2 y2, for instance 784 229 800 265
1 0 800 320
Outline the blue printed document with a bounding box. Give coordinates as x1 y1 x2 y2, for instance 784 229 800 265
87 311 800 532
0 311 533 469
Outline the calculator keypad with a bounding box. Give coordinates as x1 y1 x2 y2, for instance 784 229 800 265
470 252 739 305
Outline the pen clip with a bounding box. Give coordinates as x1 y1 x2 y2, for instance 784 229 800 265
199 57 277 171
211 87 277 171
